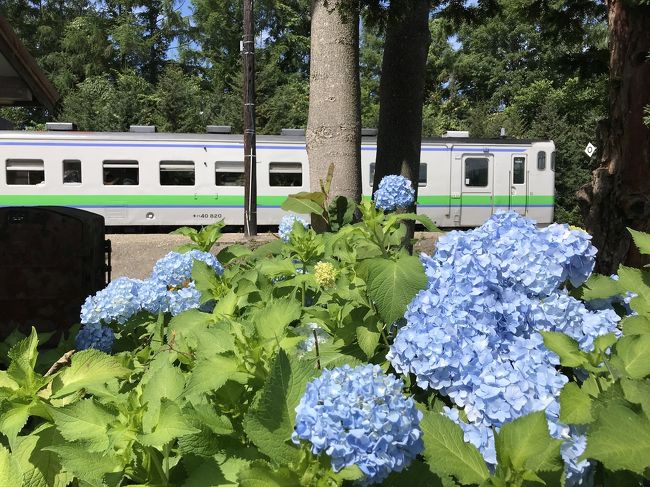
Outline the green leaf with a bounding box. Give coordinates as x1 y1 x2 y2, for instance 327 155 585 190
7 327 39 390
243 349 316 466
138 398 199 448
365 255 427 325
628 228 650 255
218 244 253 264
617 266 650 316
392 213 440 232
253 299 302 344
14 425 72 487
0 400 33 441
0 444 22 486
559 383 594 424
616 334 650 378
495 411 563 473
622 315 650 335
44 443 123 486
281 192 325 217
584 396 650 474
49 398 116 452
237 460 301 487
192 260 221 298
51 349 130 398
621 378 650 416
185 355 244 399
540 331 587 367
576 273 624 301
141 360 186 432
420 411 490 485
356 324 380 359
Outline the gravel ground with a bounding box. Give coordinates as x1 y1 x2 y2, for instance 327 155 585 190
107 231 442 280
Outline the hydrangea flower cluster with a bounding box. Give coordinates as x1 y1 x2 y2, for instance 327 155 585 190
279 213 309 242
373 175 416 211
76 250 224 352
292 364 423 484
294 323 331 355
314 261 336 288
387 211 618 482
75 322 115 353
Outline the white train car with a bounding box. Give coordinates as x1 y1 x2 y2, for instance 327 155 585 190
0 127 555 227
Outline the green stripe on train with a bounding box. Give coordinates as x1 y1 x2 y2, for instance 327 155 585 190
0 194 554 206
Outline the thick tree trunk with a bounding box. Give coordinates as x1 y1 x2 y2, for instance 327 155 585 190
306 0 361 229
373 0 431 248
577 0 650 274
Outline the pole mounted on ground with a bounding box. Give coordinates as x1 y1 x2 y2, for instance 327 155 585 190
243 0 257 236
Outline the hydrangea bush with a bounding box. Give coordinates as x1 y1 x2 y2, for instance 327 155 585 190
1 189 648 487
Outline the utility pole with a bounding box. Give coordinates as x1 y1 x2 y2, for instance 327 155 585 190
243 0 257 236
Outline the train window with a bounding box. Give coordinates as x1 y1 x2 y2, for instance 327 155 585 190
537 151 546 171
269 162 302 187
368 163 428 187
513 157 525 184
215 161 244 186
6 159 45 185
464 157 489 187
63 160 82 184
103 160 139 185
160 161 195 186
551 151 556 171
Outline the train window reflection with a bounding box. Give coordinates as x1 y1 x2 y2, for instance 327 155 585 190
368 163 427 187
63 160 82 184
215 161 244 186
513 157 525 184
465 157 489 187
269 162 302 187
537 152 546 171
160 161 195 186
103 160 139 185
6 159 45 185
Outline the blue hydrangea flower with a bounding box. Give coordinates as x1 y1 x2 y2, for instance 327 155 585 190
292 364 423 484
444 407 496 466
152 250 224 286
75 322 115 353
80 277 143 326
278 214 309 242
373 175 416 211
561 428 594 487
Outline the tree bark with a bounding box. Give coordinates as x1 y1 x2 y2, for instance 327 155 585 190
577 0 650 274
373 0 431 248
306 0 361 229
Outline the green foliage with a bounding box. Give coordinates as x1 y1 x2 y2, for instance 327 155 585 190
172 220 226 253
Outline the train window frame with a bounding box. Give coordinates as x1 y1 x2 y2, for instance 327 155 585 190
464 157 489 187
368 163 428 187
269 162 302 187
160 161 195 186
6 159 45 185
103 160 139 186
513 156 525 184
551 151 556 171
63 159 82 184
537 151 546 171
215 161 245 187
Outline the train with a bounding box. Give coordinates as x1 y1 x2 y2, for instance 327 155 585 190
0 125 555 228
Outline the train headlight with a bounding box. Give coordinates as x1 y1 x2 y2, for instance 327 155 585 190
146 212 155 220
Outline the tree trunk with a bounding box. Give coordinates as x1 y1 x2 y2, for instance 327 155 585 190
306 0 361 229
373 0 431 248
577 0 650 274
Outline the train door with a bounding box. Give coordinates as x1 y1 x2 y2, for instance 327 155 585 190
509 154 527 216
460 154 493 226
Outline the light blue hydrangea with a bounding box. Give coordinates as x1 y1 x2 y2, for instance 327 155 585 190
294 323 331 355
388 211 608 485
373 175 416 211
292 364 423 484
152 250 224 286
80 277 143 326
75 322 115 353
561 428 594 487
278 213 309 242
